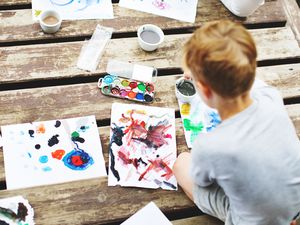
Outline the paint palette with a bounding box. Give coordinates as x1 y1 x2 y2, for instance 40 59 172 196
98 74 155 103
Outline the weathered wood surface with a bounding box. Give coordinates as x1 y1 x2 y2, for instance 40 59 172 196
0 103 299 182
0 27 299 85
1 63 299 126
0 101 299 224
0 0 286 44
281 0 300 46
0 177 195 225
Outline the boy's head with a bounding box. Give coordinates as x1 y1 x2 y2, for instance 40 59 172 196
183 20 257 100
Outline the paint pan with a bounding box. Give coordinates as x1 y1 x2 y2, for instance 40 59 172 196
98 75 155 103
175 77 196 103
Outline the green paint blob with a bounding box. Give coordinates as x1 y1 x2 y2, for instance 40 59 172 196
183 119 204 132
137 83 146 91
71 131 80 138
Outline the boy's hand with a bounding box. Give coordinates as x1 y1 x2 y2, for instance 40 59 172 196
183 73 192 80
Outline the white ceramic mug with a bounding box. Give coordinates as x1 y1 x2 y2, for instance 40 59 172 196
39 10 62 34
137 24 164 51
175 77 197 103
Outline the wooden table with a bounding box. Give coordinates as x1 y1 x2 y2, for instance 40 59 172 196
0 0 299 224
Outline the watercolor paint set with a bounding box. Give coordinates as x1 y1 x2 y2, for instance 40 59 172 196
98 60 157 103
98 74 155 103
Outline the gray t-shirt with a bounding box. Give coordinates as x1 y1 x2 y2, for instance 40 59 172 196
190 80 300 225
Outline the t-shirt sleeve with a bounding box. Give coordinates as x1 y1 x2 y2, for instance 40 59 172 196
250 78 284 107
190 145 215 187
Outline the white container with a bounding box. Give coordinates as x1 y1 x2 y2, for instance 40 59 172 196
106 59 157 83
175 77 197 103
137 24 164 52
39 10 62 34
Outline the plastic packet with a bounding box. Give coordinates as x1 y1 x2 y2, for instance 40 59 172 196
77 25 113 72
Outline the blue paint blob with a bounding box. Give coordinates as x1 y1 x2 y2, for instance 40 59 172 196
62 149 94 170
39 155 48 164
27 152 32 158
103 75 114 84
136 93 144 100
42 166 52 172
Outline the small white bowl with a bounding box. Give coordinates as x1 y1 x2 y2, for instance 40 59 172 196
175 77 197 103
39 10 62 34
137 24 164 51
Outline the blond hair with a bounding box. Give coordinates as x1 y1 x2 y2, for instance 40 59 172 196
184 20 257 98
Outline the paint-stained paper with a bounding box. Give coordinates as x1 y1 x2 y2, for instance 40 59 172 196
108 103 177 190
178 95 221 148
121 202 172 225
0 196 34 225
119 0 198 23
32 0 114 20
1 116 107 190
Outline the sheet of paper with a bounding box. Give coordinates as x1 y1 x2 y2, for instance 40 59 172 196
121 202 172 225
0 196 34 225
119 0 198 23
178 95 221 148
32 0 114 20
1 115 107 190
108 103 177 190
0 134 2 148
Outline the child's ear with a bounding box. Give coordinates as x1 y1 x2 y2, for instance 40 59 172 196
195 79 212 99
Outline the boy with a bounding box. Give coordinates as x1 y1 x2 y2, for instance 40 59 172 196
173 20 300 225
220 0 264 17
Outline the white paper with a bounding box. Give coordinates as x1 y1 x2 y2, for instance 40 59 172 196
0 134 2 148
2 115 107 190
108 103 177 190
119 0 198 23
32 0 114 20
178 95 221 148
0 196 34 225
121 202 172 225
132 64 154 83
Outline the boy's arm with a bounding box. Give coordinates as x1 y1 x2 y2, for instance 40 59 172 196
250 78 284 106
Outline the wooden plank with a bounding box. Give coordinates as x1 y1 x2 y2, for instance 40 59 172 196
1 27 299 85
280 0 300 46
0 0 29 7
0 0 286 43
0 101 298 181
0 177 195 225
172 216 223 225
0 63 299 126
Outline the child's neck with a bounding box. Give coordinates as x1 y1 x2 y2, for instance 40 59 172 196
216 92 253 121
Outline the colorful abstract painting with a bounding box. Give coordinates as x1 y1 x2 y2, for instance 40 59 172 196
108 103 177 190
119 0 198 23
32 0 114 20
0 196 34 225
178 96 221 148
1 116 107 190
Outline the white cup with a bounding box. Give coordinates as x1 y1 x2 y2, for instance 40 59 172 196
175 77 197 103
137 24 164 51
39 10 62 34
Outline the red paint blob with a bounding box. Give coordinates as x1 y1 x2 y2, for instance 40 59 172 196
71 155 84 166
129 82 137 89
51 149 65 160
